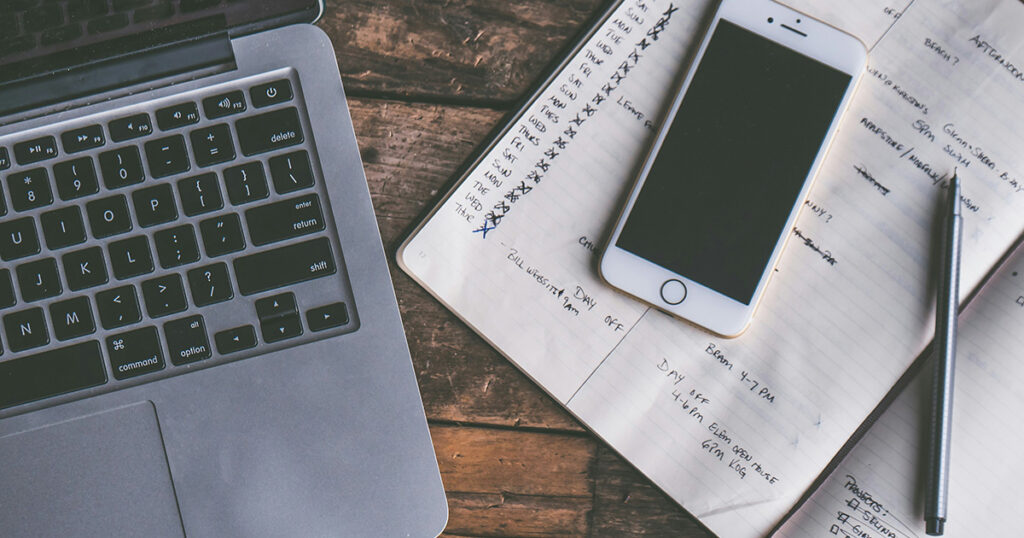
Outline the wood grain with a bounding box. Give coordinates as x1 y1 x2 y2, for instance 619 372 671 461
322 0 608 104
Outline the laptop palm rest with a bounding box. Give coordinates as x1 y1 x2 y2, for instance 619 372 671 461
0 402 184 537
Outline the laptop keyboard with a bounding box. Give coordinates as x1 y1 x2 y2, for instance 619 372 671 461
1 0 237 56
0 71 358 412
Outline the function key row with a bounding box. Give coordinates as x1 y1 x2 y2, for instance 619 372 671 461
0 79 295 167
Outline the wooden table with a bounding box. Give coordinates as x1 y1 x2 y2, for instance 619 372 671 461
318 2 713 535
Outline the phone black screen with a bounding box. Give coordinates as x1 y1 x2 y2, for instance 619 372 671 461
616 19 852 305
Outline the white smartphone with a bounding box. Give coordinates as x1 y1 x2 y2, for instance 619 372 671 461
599 0 866 337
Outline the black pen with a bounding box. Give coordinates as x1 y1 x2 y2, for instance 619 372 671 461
925 171 962 536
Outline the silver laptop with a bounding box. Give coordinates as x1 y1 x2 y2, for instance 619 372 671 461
0 1 447 536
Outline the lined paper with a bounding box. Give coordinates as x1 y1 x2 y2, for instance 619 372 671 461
399 0 1024 536
778 241 1024 538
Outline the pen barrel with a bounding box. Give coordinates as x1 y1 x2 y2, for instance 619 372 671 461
925 211 962 534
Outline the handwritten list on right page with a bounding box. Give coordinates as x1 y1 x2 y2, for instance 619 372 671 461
566 0 1024 536
777 243 1024 538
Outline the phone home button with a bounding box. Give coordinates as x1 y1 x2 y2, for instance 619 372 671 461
660 279 687 305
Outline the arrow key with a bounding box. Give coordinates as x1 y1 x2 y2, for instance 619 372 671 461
307 302 349 332
255 292 296 322
214 325 257 355
260 313 302 344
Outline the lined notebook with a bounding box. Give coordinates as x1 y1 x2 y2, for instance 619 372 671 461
398 0 1024 535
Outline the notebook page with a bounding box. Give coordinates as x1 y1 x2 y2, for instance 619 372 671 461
400 0 709 401
397 0 902 409
777 243 1024 538
566 0 1024 535
784 0 911 49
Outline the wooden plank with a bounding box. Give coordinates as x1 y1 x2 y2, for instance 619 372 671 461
350 97 586 431
431 425 595 496
443 492 591 537
590 446 712 537
320 0 609 103
431 425 595 536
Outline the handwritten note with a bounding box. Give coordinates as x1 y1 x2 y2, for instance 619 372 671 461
780 224 1024 538
402 0 700 401
399 0 1024 536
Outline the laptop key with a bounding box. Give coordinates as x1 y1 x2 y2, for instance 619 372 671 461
250 79 293 108
0 341 106 411
88 13 130 34
203 90 247 120
68 0 110 22
234 237 336 296
245 194 325 246
187 262 233 307
0 147 10 170
40 206 87 250
261 314 302 344
96 285 142 330
199 213 245 257
156 102 200 131
112 0 152 11
0 217 41 261
50 296 97 341
86 194 133 238
109 235 154 280
269 150 315 194
0 269 15 309
165 315 212 365
154 225 200 269
14 136 58 165
3 307 49 352
255 292 297 321
61 125 105 154
107 326 165 380
7 168 53 212
178 173 224 216
54 157 101 200
307 302 349 332
0 36 36 57
134 2 176 24
141 274 188 318
214 325 257 354
224 162 269 205
99 146 145 189
190 124 235 167
133 183 178 227
24 4 64 32
41 24 84 46
16 258 61 302
145 135 190 178
63 246 109 291
109 113 153 142
236 107 303 156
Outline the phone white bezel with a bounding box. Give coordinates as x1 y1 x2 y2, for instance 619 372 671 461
599 0 867 337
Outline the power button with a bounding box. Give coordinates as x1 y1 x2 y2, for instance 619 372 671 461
250 79 294 108
660 279 687 305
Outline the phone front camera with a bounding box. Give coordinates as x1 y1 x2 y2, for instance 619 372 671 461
796 18 802 23
767 17 774 23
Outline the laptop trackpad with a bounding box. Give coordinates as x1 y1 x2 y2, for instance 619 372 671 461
0 402 184 537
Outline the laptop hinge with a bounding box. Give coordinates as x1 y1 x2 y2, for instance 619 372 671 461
0 33 235 119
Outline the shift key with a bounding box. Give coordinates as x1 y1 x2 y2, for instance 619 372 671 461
234 237 336 295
